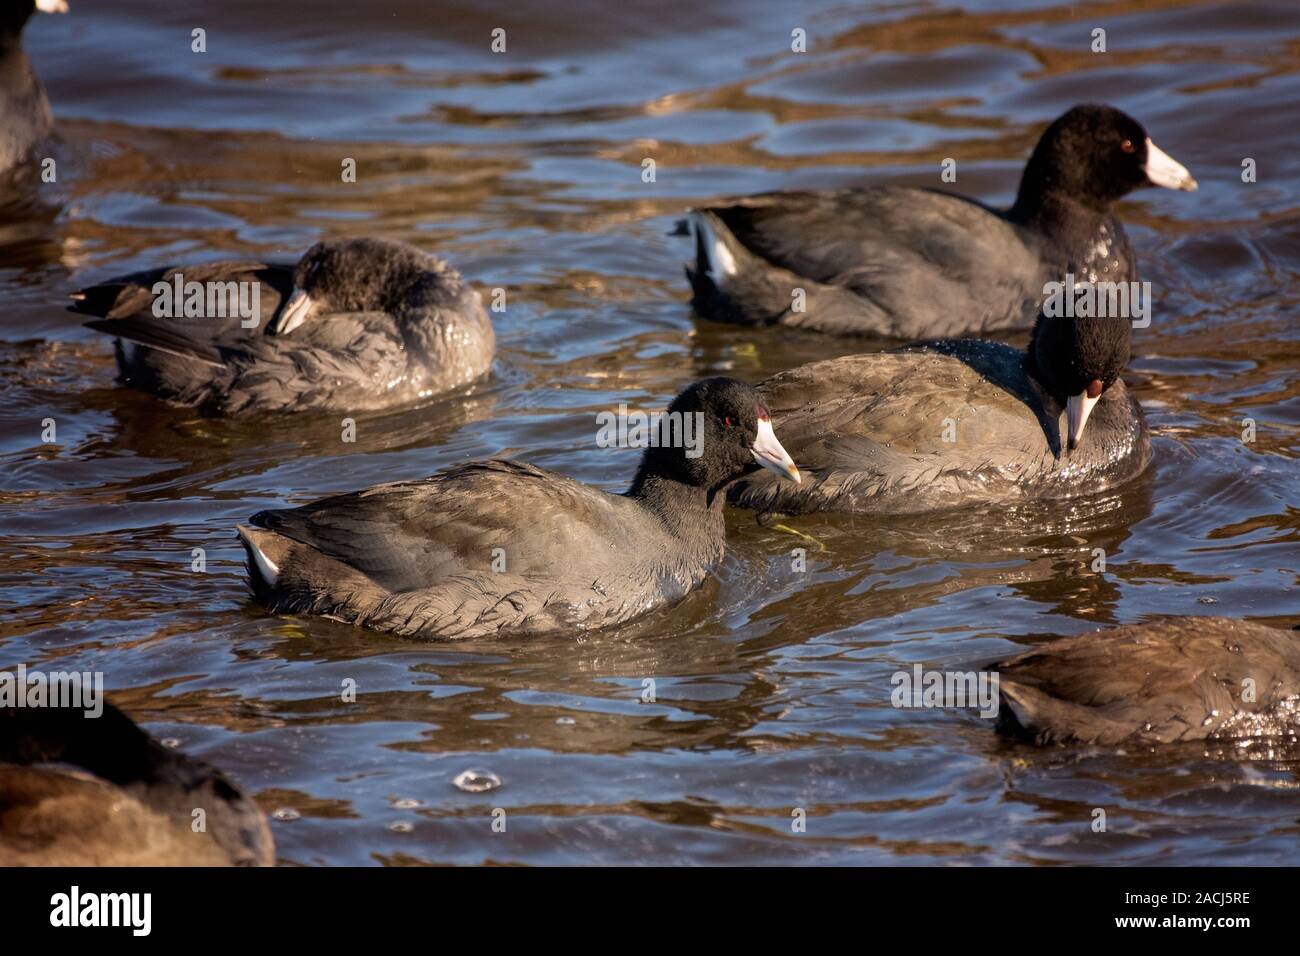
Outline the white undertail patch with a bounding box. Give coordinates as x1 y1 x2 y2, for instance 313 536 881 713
690 211 737 281
246 535 280 587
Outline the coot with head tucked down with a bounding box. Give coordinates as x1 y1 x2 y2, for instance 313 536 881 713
685 104 1196 338
991 617 1300 747
72 237 495 415
238 377 801 640
728 305 1148 515
0 701 273 866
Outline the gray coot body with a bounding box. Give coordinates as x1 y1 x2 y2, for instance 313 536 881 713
238 378 801 640
728 307 1148 514
72 237 495 415
0 701 274 866
686 104 1197 338
0 1 64 178
992 617 1300 747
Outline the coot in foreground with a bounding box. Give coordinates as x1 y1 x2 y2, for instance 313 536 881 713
1 701 273 865
239 377 801 639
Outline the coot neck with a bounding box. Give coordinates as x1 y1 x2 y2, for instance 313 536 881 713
626 468 727 540
1009 185 1112 240
0 32 26 60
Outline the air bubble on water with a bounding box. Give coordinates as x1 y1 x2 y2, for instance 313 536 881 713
453 769 502 793
556 716 576 726
388 821 414 833
272 807 301 821
161 738 182 749
390 797 421 809
1198 596 1218 605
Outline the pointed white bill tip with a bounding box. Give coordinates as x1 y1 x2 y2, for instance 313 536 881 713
271 287 313 334
751 417 801 483
36 0 69 13
1145 138 1197 191
1066 390 1101 450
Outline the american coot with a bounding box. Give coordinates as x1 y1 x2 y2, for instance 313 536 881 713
992 617 1300 747
728 307 1148 514
0 0 66 178
238 378 801 640
72 237 495 415
0 701 274 866
685 104 1196 338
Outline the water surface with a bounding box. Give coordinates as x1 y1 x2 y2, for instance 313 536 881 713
2 0 1298 865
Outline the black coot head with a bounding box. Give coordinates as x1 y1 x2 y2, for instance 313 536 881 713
271 237 436 334
3 1 66 38
1020 104 1197 211
1029 311 1131 451
643 377 800 492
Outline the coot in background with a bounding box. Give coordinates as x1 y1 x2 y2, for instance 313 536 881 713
685 104 1196 338
71 237 495 415
729 306 1147 514
0 0 66 179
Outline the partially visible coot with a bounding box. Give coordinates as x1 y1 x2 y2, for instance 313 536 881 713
992 617 1300 747
728 306 1149 514
72 237 495 415
0 0 66 179
0 700 274 866
238 378 801 640
685 104 1196 338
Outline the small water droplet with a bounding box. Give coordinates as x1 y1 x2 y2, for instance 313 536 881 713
391 797 421 809
1198 596 1218 605
273 807 301 821
453 769 501 793
555 716 576 726
161 737 181 749
388 821 414 833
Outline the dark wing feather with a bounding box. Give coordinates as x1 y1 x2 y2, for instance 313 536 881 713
73 261 296 351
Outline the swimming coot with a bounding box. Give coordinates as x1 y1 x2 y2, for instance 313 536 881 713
992 617 1300 747
728 307 1149 514
0 700 274 866
0 0 66 178
238 377 801 639
72 237 495 415
685 104 1196 338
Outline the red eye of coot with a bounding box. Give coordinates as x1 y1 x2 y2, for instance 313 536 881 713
1120 139 1135 154
724 416 735 428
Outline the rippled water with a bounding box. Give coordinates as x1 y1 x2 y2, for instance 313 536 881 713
2 0 1298 865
